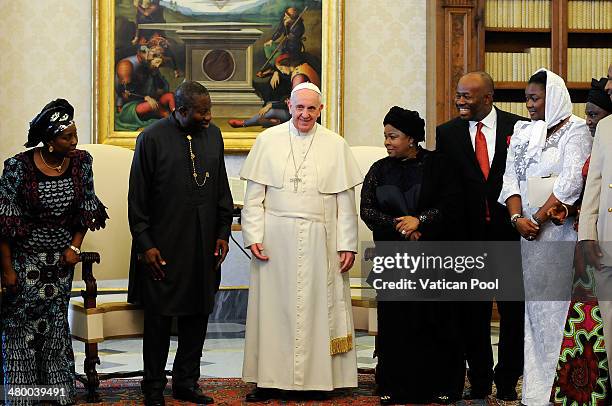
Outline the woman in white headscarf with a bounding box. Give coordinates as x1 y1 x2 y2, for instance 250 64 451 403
498 69 593 405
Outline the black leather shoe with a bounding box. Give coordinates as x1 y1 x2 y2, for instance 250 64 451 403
143 395 165 406
380 395 403 405
463 388 491 400
495 388 518 401
434 394 462 404
381 395 432 405
245 387 276 402
303 391 329 400
172 385 213 404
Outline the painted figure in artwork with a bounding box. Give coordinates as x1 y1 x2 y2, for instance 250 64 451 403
228 5 321 129
114 36 176 131
130 0 181 79
265 7 306 60
228 52 320 128
131 0 165 45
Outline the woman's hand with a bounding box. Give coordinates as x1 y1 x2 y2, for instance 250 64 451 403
395 216 420 238
1 266 18 294
408 231 422 241
546 203 573 226
0 241 16 294
515 218 539 241
60 248 81 267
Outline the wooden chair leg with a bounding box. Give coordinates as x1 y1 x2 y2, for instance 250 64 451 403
80 252 102 402
84 343 101 402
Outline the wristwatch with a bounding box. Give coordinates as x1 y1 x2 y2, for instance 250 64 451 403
510 213 523 228
69 245 81 255
531 213 544 225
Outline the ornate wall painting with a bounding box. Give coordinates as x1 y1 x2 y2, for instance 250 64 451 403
93 0 344 152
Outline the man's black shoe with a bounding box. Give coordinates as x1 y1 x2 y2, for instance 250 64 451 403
380 395 403 405
143 394 165 406
303 390 329 400
434 394 462 404
463 388 491 400
172 385 213 404
495 388 518 401
380 394 431 405
245 387 276 402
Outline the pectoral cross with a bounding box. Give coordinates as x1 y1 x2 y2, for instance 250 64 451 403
290 175 302 192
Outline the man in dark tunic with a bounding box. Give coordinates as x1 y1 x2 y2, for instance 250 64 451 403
127 81 233 406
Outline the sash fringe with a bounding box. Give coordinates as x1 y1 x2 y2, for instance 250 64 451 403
330 334 353 355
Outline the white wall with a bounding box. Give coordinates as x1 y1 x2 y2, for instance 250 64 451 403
343 0 429 147
0 0 93 163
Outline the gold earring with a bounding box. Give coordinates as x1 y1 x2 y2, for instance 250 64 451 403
48 145 54 153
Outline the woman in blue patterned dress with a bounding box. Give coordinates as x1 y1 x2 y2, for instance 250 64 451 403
0 99 108 404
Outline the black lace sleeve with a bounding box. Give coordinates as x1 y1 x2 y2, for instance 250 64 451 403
418 208 441 225
360 162 397 234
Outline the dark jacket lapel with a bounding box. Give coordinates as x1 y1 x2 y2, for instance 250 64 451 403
456 118 480 172
489 107 514 179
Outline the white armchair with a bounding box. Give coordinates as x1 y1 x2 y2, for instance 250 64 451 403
68 144 141 401
350 146 388 256
349 146 387 334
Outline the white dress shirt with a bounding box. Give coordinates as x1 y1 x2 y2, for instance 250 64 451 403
469 107 497 166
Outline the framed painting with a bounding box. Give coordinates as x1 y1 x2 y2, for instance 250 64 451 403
92 0 345 152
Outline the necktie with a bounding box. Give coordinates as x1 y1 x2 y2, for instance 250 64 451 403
475 122 490 179
475 122 491 222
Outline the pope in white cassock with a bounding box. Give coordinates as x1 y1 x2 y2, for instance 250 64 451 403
240 82 363 401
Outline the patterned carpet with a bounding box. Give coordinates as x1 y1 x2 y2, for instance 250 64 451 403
75 374 522 405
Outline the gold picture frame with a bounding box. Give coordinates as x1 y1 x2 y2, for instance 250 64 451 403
92 0 344 152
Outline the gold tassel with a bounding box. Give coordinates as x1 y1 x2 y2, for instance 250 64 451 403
329 334 353 355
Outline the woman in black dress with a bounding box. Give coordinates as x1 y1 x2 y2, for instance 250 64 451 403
360 106 464 404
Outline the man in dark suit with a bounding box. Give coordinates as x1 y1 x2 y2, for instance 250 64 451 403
435 71 525 401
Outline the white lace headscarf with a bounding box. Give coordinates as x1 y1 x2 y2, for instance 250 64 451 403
525 68 573 161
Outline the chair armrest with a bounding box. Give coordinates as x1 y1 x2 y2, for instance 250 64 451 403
80 252 101 310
